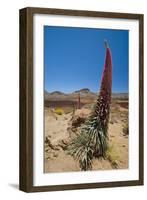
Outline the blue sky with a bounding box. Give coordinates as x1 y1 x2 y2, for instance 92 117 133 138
44 26 128 93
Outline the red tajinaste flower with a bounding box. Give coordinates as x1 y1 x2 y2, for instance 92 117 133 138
94 40 112 136
69 41 112 170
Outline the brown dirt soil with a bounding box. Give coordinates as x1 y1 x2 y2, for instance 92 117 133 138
44 102 128 173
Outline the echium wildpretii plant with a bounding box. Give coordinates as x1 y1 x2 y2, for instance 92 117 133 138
68 41 112 170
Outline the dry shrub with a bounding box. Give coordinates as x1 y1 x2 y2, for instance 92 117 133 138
123 121 129 135
54 108 64 115
106 145 119 168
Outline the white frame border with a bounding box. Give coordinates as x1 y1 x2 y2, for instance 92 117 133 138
33 14 139 186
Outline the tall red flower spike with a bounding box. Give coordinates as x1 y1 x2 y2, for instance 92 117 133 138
94 40 112 136
69 41 112 170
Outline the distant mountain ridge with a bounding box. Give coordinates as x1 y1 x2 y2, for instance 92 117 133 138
45 88 128 101
50 91 66 95
74 88 90 93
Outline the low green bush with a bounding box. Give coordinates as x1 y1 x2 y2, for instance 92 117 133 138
54 108 64 115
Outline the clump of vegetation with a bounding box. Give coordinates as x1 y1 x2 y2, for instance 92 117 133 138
123 120 129 135
68 41 112 170
106 145 119 168
54 108 64 115
68 116 108 170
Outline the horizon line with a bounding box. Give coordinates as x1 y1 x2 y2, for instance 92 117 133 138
45 89 128 94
